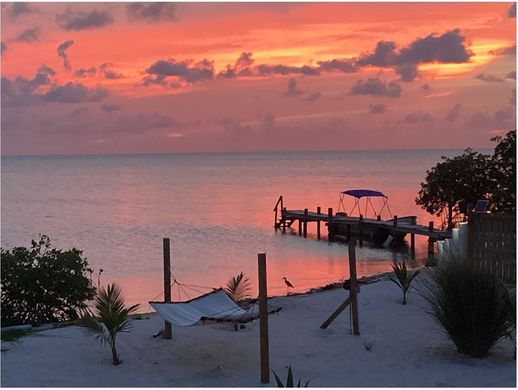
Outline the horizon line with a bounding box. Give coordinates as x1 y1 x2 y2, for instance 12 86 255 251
1 146 494 159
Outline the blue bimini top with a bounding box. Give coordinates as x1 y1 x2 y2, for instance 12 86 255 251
342 189 387 198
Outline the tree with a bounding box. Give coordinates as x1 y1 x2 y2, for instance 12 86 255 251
416 148 493 229
224 272 251 306
1 235 96 326
80 283 139 365
490 129 516 214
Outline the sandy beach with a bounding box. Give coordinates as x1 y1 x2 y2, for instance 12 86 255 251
1 278 515 387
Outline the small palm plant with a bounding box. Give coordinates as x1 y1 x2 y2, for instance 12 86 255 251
273 365 310 387
224 272 251 306
389 261 420 305
80 283 139 365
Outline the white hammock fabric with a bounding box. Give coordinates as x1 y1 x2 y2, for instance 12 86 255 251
150 289 280 327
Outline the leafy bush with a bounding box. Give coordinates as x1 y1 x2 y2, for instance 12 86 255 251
273 365 310 387
80 283 139 365
1 235 96 326
421 260 511 357
389 261 420 305
224 272 251 305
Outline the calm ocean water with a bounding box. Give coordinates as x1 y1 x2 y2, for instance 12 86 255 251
1 150 479 308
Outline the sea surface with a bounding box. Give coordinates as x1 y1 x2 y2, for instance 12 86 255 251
1 149 483 309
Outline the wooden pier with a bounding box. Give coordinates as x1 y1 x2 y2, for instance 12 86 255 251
273 196 452 260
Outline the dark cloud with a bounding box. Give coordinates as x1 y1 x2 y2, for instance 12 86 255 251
14 27 41 43
397 29 472 64
508 3 516 18
56 8 114 31
466 106 515 129
490 45 516 56
145 58 214 86
446 104 463 122
475 73 504 83
402 111 433 124
43 83 107 103
1 42 6 55
5 3 33 19
2 65 58 106
368 103 385 114
101 103 122 112
284 78 303 97
99 63 124 79
506 71 516 80
353 29 472 81
317 58 357 73
305 92 322 102
74 67 97 78
356 41 397 67
350 78 401 98
395 64 419 82
256 64 319 76
127 3 176 22
218 52 255 79
57 40 74 70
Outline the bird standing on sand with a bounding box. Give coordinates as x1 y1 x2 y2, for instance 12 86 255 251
282 277 294 295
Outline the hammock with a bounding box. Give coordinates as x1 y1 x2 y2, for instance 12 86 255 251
149 288 281 327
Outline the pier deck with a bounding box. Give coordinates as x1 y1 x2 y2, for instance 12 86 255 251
282 209 451 240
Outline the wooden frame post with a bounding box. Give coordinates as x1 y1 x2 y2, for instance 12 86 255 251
358 214 364 247
303 208 308 238
427 221 436 266
410 233 415 260
316 206 321 240
282 207 287 233
320 239 360 335
348 240 360 335
258 253 269 384
163 238 172 340
327 207 334 242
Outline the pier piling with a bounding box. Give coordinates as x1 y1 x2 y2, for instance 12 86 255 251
163 238 172 340
410 233 415 259
303 208 308 238
317 206 321 240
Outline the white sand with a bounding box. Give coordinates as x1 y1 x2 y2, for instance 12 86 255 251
1 279 515 387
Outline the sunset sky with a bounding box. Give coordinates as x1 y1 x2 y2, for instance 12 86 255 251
1 2 516 155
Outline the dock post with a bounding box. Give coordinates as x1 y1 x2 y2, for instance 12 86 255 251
298 219 302 236
328 208 334 242
376 215 381 221
163 238 172 340
410 233 415 259
303 208 308 238
347 224 351 241
316 206 321 240
258 253 270 384
358 214 364 247
427 222 436 266
282 207 287 233
393 215 398 226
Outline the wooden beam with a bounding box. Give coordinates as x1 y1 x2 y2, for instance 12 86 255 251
163 238 172 340
348 240 360 336
303 208 308 238
320 297 351 329
410 233 415 260
317 206 321 240
258 253 270 384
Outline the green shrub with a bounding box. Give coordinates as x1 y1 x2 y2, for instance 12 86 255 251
273 365 310 387
1 235 96 326
80 283 139 365
421 260 511 357
389 261 420 305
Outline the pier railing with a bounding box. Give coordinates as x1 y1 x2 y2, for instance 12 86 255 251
273 195 284 228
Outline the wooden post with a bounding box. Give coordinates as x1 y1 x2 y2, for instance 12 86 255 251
427 222 436 265
410 233 415 260
298 219 302 236
393 215 398 226
163 238 172 340
328 208 334 242
317 207 321 240
303 208 308 238
258 253 269 384
376 215 381 221
282 207 287 233
347 224 351 241
358 214 364 247
274 208 278 230
348 240 360 336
